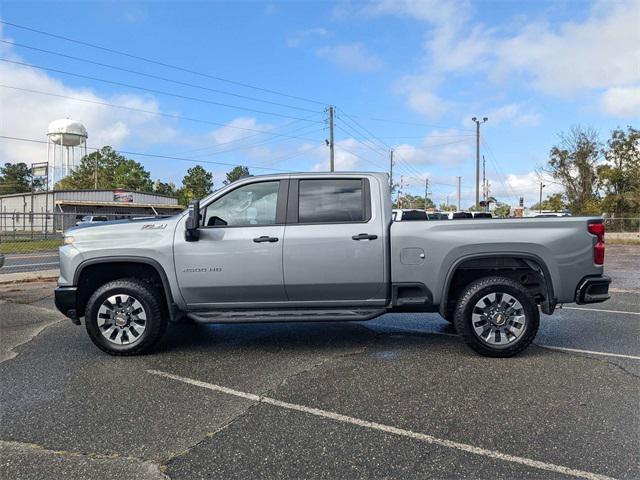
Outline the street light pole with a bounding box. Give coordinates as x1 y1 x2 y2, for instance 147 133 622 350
472 116 488 210
539 182 546 214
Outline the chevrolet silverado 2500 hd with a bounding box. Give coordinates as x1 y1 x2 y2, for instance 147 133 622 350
54 172 610 357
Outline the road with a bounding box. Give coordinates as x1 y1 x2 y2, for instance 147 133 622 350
0 280 638 480
0 252 59 274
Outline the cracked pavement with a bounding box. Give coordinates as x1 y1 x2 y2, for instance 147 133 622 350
0 272 639 478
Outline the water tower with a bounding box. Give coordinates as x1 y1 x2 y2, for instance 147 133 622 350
47 118 88 188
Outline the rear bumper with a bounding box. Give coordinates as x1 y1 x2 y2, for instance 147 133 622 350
575 275 611 304
54 286 81 324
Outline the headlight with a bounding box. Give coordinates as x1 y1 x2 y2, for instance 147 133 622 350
63 236 75 245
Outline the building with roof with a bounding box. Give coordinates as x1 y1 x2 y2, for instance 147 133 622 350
0 189 182 233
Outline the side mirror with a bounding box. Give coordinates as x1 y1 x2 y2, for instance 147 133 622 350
185 200 200 242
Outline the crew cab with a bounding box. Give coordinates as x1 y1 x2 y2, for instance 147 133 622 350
55 173 610 357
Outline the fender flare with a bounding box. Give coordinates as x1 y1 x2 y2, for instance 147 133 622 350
74 256 176 319
439 252 557 316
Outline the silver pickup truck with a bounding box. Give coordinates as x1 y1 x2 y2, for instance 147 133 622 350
55 172 610 357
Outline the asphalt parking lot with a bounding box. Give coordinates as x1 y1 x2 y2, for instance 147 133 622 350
0 248 638 479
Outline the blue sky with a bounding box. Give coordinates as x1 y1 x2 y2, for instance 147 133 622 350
1 0 638 207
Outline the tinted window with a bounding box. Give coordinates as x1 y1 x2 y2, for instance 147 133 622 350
298 179 364 223
203 181 279 227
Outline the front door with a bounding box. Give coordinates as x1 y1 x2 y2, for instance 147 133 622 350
282 178 386 305
174 179 287 308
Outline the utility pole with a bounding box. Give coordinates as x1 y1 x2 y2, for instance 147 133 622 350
456 176 461 211
482 154 487 206
424 178 429 211
389 149 394 189
472 117 488 209
329 106 335 172
398 175 404 208
539 182 546 214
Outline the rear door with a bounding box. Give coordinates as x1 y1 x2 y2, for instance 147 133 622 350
282 177 386 305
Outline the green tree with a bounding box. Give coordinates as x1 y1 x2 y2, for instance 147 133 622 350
546 126 601 215
438 203 457 212
179 165 214 205
224 166 250 185
598 126 640 216
154 180 177 197
55 146 153 192
531 193 566 212
493 203 511 217
0 162 33 195
394 194 434 209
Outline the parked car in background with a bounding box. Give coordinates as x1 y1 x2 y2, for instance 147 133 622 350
392 209 427 221
472 212 493 219
75 215 109 227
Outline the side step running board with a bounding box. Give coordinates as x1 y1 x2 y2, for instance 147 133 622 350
187 308 386 324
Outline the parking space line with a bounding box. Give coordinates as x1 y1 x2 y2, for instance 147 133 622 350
538 345 640 360
375 327 639 361
147 369 617 480
562 306 640 316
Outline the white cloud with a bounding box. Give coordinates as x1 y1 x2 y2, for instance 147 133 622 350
316 43 383 73
208 117 272 145
600 86 640 118
484 103 541 127
0 37 179 166
393 129 474 165
492 2 640 94
366 0 640 118
311 138 363 171
491 171 562 206
394 73 449 118
286 28 329 48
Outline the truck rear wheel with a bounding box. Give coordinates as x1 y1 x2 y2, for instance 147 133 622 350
85 278 168 356
453 276 539 357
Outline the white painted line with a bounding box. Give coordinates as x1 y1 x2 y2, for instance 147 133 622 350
2 262 59 269
562 306 640 316
147 369 617 480
539 345 640 361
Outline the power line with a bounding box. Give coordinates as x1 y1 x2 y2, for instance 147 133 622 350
0 85 325 141
0 39 319 114
0 19 326 106
170 115 323 156
347 114 474 132
0 135 290 172
0 59 325 122
338 110 430 181
183 127 326 160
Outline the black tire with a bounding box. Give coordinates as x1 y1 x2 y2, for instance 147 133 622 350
453 276 539 357
85 278 168 356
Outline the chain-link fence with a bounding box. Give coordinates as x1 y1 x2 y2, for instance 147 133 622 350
603 217 640 244
0 212 163 276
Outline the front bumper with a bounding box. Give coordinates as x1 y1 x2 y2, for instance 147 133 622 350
575 275 611 304
54 286 80 324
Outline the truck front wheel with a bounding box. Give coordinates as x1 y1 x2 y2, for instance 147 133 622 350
453 276 539 357
85 278 168 356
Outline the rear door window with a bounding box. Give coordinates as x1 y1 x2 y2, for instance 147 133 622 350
298 179 364 223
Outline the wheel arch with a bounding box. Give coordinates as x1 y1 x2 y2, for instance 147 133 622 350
439 252 556 317
74 256 176 320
